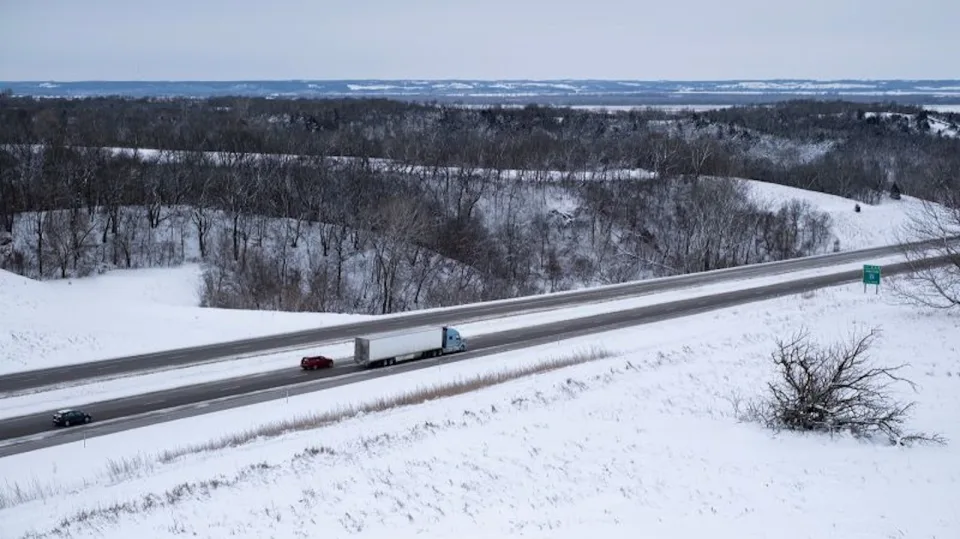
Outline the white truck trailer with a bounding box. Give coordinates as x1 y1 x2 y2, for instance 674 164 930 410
353 326 468 368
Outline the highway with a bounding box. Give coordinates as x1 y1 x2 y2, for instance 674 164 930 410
0 252 951 457
1 236 955 394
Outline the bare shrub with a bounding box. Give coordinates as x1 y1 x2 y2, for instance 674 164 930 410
105 454 154 482
0 477 54 510
45 464 271 538
740 327 944 447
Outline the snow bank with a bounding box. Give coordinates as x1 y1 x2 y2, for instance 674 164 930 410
0 267 62 314
1 278 957 539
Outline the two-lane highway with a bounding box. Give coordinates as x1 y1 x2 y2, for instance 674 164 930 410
0 252 951 457
2 236 956 394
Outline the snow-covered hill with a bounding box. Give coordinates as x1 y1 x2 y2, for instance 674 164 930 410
863 111 960 139
739 178 921 248
0 264 370 375
1 275 957 539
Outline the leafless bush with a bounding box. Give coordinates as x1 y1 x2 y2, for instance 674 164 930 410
42 463 272 538
0 479 79 513
740 327 944 446
105 454 154 482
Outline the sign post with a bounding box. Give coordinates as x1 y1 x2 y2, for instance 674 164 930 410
862 264 881 294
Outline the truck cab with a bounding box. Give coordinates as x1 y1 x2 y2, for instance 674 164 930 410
442 326 467 353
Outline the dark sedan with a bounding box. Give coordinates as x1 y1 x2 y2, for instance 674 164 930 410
52 409 92 427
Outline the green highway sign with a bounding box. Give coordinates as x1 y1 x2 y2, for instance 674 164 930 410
863 264 881 294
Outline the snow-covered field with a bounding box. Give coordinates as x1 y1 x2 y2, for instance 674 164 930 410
0 252 912 419
1 274 957 539
1 177 930 378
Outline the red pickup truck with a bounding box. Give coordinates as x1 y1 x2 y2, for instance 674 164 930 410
300 355 334 370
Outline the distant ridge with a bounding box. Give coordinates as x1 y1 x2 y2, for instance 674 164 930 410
3 79 959 105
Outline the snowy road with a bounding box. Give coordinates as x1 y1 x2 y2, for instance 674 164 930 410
1 252 951 456
2 236 954 394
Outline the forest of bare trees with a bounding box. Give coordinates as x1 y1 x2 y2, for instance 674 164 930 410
1 95 957 314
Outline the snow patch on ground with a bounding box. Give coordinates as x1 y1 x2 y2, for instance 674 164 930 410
1 279 957 539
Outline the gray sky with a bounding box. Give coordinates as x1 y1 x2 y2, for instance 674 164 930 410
1 0 957 80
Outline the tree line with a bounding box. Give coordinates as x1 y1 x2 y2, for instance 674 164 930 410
1 95 955 314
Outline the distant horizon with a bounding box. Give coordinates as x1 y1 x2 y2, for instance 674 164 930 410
6 79 959 107
5 77 960 83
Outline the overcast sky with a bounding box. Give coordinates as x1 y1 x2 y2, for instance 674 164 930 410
1 0 957 81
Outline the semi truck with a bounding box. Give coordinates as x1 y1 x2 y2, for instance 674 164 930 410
353 326 468 368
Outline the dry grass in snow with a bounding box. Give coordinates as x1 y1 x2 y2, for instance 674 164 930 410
0 345 613 511
156 345 612 464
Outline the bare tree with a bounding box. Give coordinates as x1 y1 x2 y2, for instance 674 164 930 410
220 161 260 264
31 210 48 277
367 196 429 314
893 177 960 309
739 327 944 447
42 210 74 278
188 159 216 259
0 149 18 233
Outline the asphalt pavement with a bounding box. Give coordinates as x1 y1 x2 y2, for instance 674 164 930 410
1 237 954 394
0 253 951 457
